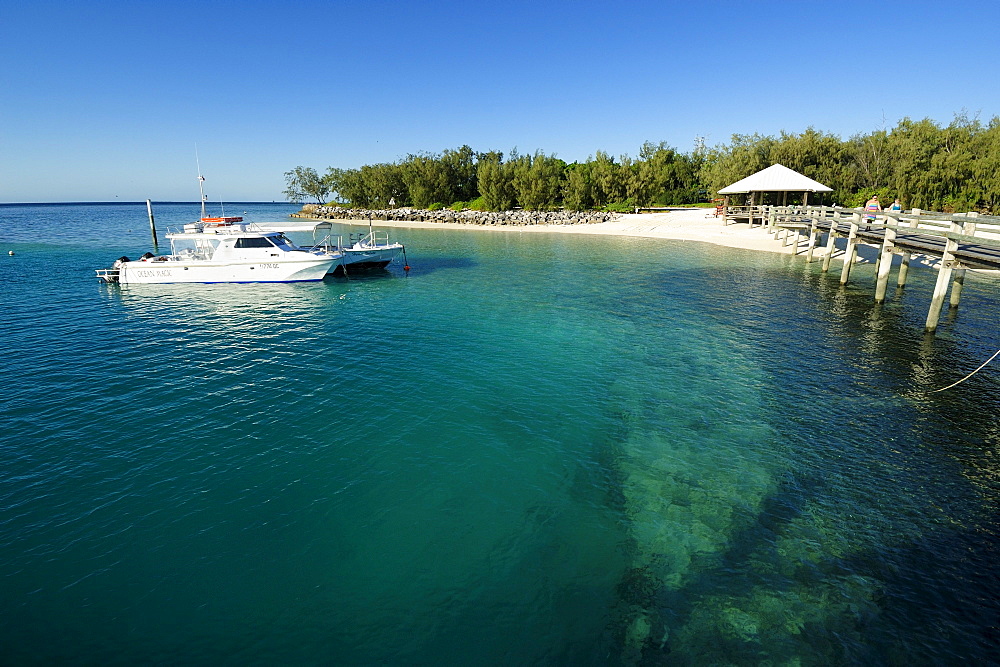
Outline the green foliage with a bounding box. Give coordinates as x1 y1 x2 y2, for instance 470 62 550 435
283 166 330 204
477 152 515 211
427 202 444 211
591 151 622 206
441 146 478 203
511 151 564 210
449 201 466 211
563 162 593 211
359 163 407 208
295 113 1000 214
603 200 636 213
401 152 454 209
335 168 368 207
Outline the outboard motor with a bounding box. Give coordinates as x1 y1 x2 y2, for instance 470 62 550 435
112 256 130 269
140 252 155 260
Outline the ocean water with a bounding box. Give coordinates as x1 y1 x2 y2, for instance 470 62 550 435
1 202 998 665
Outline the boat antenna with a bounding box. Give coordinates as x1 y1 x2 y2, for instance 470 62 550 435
196 147 207 220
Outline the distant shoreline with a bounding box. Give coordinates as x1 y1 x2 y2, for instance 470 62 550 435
0 201 294 207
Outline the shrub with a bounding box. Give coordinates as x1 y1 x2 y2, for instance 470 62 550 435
449 201 466 212
427 202 445 211
468 196 488 211
603 200 636 213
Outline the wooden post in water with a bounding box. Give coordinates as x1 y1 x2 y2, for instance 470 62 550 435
950 212 976 308
925 213 963 332
806 218 819 262
146 199 158 250
874 214 899 303
896 208 920 287
840 212 861 284
822 209 840 272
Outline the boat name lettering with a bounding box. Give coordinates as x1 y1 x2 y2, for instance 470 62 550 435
259 263 279 269
136 269 173 278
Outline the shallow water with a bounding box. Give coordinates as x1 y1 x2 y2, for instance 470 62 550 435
1 203 998 664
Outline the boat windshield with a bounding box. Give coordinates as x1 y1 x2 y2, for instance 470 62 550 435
268 233 295 247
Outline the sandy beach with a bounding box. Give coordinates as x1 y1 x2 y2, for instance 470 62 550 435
294 209 792 254
278 208 997 276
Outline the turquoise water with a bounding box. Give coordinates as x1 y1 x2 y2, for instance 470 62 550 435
1 203 998 664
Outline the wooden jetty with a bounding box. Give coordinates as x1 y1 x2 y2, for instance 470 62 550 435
724 205 1000 333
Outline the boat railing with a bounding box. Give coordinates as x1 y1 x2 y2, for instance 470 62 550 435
164 221 268 236
304 231 343 253
346 230 394 247
95 268 120 283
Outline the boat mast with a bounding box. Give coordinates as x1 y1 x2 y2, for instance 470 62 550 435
196 150 207 220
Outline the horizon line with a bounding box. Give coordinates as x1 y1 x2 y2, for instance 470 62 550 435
0 200 292 206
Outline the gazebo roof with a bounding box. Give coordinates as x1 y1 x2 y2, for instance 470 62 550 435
718 164 832 194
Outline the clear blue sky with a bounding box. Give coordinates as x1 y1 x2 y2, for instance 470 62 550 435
2 0 998 202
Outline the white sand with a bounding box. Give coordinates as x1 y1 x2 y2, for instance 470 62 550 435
324 209 792 254
280 209 997 277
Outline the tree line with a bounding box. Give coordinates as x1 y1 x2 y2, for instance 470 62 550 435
284 114 1000 213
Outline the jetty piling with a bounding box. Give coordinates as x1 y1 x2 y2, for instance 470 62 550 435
874 214 899 303
839 212 862 285
896 209 921 288
950 212 977 308
728 204 1000 334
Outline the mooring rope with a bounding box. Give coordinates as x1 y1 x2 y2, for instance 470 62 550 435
931 347 1000 392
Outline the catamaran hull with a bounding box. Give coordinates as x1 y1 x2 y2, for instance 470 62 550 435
117 258 335 284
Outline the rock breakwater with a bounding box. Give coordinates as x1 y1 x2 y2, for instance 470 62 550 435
293 205 620 226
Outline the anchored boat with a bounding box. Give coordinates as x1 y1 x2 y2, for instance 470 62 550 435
95 172 340 284
95 225 340 284
303 221 405 275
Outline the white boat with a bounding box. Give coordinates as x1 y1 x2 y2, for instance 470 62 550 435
96 174 340 284
306 222 405 275
96 225 339 284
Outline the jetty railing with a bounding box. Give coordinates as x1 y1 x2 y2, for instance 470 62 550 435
726 204 1000 333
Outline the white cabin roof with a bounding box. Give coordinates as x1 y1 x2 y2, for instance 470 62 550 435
718 164 833 194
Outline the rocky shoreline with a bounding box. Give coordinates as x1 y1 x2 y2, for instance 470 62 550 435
292 204 621 226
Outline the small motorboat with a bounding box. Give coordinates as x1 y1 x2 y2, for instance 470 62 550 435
305 222 405 275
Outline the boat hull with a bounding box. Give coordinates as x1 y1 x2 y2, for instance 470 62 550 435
117 257 335 284
333 245 403 274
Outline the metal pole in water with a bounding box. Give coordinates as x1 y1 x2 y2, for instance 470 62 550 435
146 199 159 250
